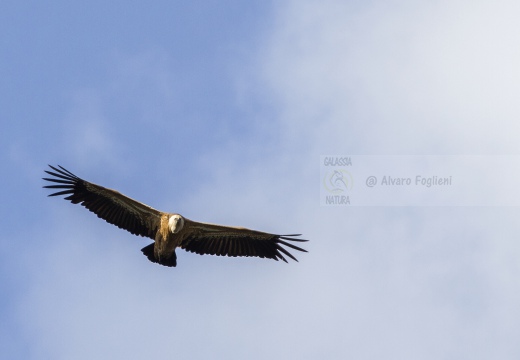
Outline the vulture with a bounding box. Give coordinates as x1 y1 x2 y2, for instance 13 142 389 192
43 165 308 267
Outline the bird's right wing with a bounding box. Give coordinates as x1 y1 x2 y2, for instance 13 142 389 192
43 165 162 240
180 219 308 262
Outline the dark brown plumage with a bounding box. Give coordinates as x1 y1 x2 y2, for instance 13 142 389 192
43 165 308 267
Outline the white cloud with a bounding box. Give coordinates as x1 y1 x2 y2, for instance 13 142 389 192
262 0 520 154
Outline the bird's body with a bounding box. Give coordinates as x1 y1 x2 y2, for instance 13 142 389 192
43 165 307 267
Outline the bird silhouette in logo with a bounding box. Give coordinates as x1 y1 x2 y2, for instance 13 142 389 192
328 170 350 193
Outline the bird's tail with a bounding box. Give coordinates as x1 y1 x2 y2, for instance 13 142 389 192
140 244 177 267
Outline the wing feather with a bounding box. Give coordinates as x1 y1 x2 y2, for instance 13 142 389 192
180 220 308 262
43 165 162 239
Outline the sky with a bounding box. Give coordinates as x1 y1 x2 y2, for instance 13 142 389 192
2 0 520 358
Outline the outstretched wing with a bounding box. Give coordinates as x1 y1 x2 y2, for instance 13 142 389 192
180 219 308 262
43 165 162 239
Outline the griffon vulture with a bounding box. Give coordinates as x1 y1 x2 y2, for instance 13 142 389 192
43 165 307 267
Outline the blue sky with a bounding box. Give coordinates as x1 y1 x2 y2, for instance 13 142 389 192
3 0 520 359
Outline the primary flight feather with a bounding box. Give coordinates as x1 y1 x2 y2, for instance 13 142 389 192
43 165 308 267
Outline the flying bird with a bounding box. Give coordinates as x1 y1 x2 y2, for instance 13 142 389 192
43 165 308 267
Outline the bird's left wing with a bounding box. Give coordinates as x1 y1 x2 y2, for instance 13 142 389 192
43 165 162 239
180 219 308 262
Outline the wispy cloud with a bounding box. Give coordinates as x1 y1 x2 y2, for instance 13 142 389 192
261 0 520 154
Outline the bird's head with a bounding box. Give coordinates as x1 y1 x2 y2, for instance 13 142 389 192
168 214 184 234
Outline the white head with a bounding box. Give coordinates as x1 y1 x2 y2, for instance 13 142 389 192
168 214 184 234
